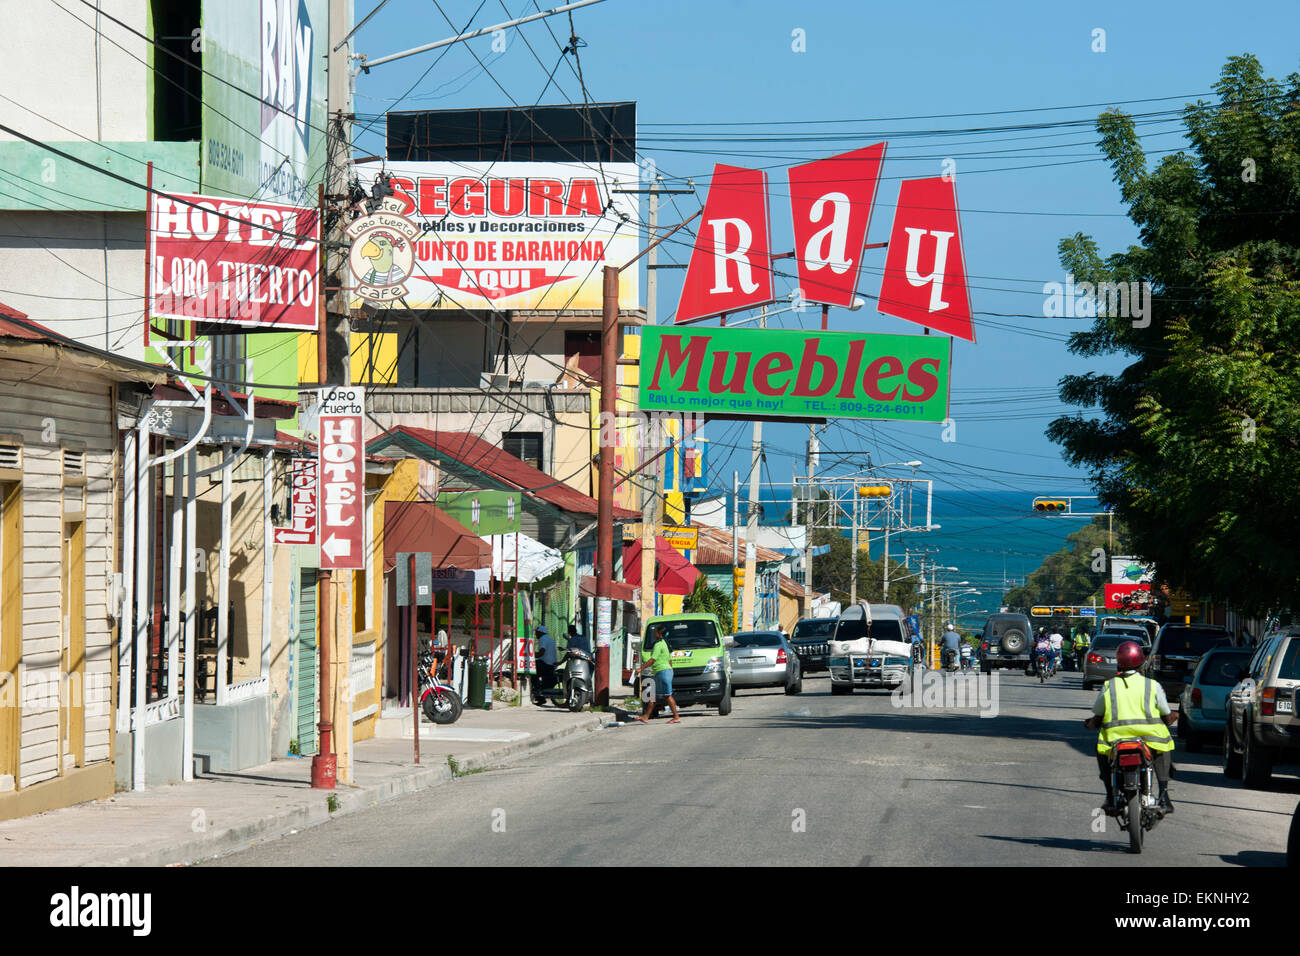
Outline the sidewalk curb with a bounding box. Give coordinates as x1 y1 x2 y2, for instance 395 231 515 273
99 712 611 867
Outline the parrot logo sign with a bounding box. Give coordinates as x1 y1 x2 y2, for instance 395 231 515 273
346 197 418 304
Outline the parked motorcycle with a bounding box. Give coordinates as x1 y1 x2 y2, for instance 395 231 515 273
530 638 595 712
1107 738 1167 854
418 648 463 724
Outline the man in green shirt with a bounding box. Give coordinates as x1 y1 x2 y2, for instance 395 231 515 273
635 625 681 723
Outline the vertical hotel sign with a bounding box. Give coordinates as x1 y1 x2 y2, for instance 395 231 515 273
318 387 365 570
274 457 317 545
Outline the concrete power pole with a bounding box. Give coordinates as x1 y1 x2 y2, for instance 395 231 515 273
311 0 354 790
741 309 765 630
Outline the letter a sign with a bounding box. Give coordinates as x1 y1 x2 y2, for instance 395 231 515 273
787 143 886 308
676 164 773 324
318 386 366 570
877 177 975 342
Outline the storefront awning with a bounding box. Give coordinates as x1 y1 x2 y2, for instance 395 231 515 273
486 532 564 585
579 575 639 604
383 501 491 573
622 538 701 597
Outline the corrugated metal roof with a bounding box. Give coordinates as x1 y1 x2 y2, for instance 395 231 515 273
370 425 639 521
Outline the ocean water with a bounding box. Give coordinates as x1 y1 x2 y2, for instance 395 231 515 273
749 487 1081 622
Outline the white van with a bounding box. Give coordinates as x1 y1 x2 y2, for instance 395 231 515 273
828 602 913 694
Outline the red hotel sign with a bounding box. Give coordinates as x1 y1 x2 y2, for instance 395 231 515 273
148 190 320 329
317 387 365 570
274 458 317 545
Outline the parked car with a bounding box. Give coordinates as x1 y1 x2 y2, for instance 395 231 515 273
1224 627 1300 788
1099 616 1159 643
789 617 837 673
1178 647 1253 752
979 613 1034 673
727 631 802 695
637 613 732 716
1145 624 1232 701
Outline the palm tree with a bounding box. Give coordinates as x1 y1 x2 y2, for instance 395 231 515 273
683 574 734 635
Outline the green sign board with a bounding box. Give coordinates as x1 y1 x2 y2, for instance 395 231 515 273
438 490 521 535
639 326 951 422
202 0 328 206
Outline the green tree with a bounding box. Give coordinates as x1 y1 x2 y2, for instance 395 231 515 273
683 573 734 635
1003 517 1130 611
809 526 919 611
1047 55 1300 614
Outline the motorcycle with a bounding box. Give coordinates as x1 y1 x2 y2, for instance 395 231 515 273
1030 648 1054 682
418 648 463 724
941 647 961 672
1108 738 1167 854
530 640 596 712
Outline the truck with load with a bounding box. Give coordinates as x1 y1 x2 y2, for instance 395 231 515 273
828 602 914 694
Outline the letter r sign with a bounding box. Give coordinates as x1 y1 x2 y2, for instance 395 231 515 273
676 164 774 324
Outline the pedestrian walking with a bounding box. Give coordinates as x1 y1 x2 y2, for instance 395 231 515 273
636 625 680 724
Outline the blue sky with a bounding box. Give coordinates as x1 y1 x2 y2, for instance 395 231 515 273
347 0 1300 511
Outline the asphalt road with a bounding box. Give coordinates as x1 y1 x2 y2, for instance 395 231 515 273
206 668 1298 866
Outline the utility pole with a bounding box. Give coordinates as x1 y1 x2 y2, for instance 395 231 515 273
804 425 817 615
849 490 859 606
311 0 354 790
741 307 765 630
882 496 891 602
595 266 619 705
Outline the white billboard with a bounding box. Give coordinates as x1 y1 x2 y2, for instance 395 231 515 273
353 161 641 311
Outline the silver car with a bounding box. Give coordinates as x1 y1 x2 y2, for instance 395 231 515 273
727 631 802 695
1082 632 1153 691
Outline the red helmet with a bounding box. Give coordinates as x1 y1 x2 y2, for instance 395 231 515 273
1116 641 1145 672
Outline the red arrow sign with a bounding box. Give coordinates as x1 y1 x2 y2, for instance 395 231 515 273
318 387 365 571
274 457 317 545
413 267 576 299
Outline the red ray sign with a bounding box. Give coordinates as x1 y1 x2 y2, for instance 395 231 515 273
675 164 774 324
787 143 886 308
876 177 975 342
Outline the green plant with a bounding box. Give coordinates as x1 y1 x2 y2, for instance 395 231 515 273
288 739 300 756
326 795 339 813
446 754 459 775
683 574 734 634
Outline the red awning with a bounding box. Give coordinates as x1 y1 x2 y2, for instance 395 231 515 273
382 501 491 573
622 538 701 597
579 575 638 604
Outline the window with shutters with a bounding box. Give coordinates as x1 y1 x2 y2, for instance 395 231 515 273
502 432 543 472
62 448 85 519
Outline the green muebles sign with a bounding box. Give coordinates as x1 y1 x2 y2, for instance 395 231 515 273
638 327 951 422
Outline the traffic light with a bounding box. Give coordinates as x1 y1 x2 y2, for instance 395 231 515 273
857 483 893 498
1033 499 1069 512
732 567 745 598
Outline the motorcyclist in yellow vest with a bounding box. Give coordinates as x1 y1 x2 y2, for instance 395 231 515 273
1083 640 1177 814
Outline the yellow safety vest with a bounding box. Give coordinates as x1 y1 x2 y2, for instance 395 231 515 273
1097 672 1174 755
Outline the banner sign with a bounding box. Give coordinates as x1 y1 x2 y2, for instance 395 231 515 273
676 164 774 324
148 190 320 329
346 197 419 304
877 177 974 342
318 386 366 570
1105 583 1153 610
639 326 951 422
437 489 522 535
352 161 640 311
787 144 886 309
660 526 698 550
201 0 327 206
1111 556 1155 585
674 157 974 336
274 457 317 545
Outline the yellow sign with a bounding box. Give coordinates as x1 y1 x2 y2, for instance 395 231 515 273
661 526 698 550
